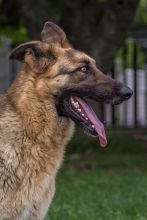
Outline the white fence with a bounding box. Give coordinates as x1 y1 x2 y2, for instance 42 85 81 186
105 68 147 127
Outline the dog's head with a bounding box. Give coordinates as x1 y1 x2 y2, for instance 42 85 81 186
9 21 133 147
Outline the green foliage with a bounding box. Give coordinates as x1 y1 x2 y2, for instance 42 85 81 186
134 0 147 27
50 0 63 20
116 37 145 70
126 40 144 69
0 26 28 45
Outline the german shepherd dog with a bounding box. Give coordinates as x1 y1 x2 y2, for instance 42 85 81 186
0 21 132 219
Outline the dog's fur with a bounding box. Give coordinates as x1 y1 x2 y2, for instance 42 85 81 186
0 21 132 219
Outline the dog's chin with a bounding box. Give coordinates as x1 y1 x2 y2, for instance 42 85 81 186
106 96 124 105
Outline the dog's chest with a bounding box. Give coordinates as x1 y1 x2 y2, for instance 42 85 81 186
0 106 74 219
20 118 74 198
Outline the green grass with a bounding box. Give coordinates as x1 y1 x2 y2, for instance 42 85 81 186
45 131 147 220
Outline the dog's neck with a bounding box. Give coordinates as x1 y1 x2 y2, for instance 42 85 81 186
6 70 74 147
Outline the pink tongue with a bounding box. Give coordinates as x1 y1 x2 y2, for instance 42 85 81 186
75 97 107 147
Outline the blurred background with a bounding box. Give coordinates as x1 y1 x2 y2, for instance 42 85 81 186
0 0 147 219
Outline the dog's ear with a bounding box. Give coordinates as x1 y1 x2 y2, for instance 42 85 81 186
9 41 43 62
9 41 57 73
41 21 71 48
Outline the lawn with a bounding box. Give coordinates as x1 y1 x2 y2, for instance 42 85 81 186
45 131 147 220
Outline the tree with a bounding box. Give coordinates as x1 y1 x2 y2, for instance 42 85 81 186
0 0 139 72
60 0 139 72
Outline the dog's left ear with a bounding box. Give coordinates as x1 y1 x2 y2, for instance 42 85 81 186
9 41 44 62
9 41 57 73
41 21 71 48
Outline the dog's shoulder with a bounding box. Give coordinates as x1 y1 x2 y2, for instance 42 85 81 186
0 94 18 125
0 95 23 192
0 94 16 116
0 94 10 115
0 94 22 147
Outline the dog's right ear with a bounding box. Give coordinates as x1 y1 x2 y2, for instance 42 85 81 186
9 41 43 62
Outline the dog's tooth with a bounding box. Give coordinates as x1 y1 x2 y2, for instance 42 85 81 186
92 125 95 128
78 108 81 112
71 98 75 104
82 114 85 117
85 117 88 120
75 104 79 109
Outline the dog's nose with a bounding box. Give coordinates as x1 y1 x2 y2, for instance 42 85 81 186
120 85 133 100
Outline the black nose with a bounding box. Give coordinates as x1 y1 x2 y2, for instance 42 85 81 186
120 85 133 100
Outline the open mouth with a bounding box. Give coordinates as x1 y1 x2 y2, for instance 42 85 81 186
56 83 132 148
57 96 107 147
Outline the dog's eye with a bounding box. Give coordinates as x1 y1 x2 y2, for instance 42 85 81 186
80 66 88 73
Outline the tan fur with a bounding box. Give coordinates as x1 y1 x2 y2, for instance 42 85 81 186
0 21 130 220
0 69 74 219
0 24 76 219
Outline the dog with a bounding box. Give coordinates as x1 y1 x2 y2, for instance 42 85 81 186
0 21 132 219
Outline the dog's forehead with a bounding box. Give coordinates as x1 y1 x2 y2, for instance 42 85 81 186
64 48 95 64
